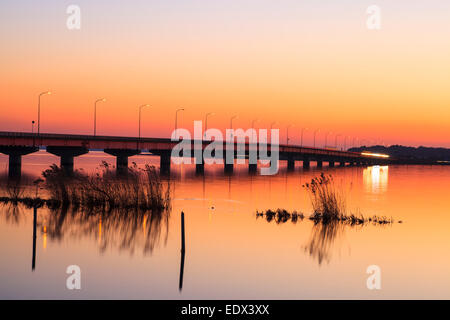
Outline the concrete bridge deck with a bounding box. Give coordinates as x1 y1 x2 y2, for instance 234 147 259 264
0 131 390 178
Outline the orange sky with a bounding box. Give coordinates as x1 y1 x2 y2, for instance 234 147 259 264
1 1 449 147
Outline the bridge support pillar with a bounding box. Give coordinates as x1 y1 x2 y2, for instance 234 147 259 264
339 162 345 167
224 163 234 175
159 152 171 176
287 158 295 171
316 160 323 169
104 149 140 176
329 161 335 168
47 146 89 175
196 163 204 175
0 146 39 179
248 162 257 174
195 154 204 175
303 159 310 169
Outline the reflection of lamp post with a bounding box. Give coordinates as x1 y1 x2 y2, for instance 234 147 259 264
37 91 52 135
94 98 106 136
300 127 308 147
204 112 215 138
313 129 320 148
139 104 150 139
175 108 185 136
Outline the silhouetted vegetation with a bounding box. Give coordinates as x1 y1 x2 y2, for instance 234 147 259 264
256 209 304 224
41 162 171 211
0 162 171 211
257 173 397 226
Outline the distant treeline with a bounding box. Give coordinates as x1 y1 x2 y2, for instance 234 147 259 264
349 145 450 161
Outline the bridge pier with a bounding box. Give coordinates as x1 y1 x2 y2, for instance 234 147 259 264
316 160 323 169
47 146 89 175
0 146 39 179
303 159 310 169
328 161 335 168
104 149 140 176
196 163 204 175
159 152 171 176
195 154 204 175
287 158 295 171
248 162 257 174
339 161 345 167
224 163 234 175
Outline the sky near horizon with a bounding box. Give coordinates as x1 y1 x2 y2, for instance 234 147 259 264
0 0 449 147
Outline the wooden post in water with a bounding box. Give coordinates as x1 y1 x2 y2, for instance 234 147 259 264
179 211 186 291
181 211 186 253
32 206 37 271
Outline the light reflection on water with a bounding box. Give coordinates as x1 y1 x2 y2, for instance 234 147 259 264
1 153 450 299
363 165 389 194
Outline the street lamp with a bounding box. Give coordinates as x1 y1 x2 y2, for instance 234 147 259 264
94 98 106 136
270 121 278 142
300 127 308 147
139 104 150 139
251 119 259 142
313 129 320 148
229 115 238 140
343 136 350 151
175 108 185 136
325 131 332 148
31 121 35 134
37 91 52 135
286 124 292 145
204 112 215 139
270 121 278 130
335 134 342 149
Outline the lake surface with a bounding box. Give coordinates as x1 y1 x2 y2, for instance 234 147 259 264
1 151 450 299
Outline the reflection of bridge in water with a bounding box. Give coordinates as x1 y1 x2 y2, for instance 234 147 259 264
0 132 391 178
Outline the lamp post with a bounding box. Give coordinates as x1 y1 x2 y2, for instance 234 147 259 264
175 108 185 136
344 136 349 151
139 104 150 139
31 121 35 134
300 127 308 147
251 119 259 142
204 112 215 139
94 98 106 136
270 121 278 143
229 115 238 140
286 124 292 145
37 91 52 135
325 131 332 148
313 129 320 148
335 134 342 149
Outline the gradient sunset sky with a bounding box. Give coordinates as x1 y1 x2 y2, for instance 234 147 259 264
0 0 449 147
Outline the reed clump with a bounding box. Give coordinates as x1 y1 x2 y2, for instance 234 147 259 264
257 173 397 225
256 209 304 224
303 173 345 222
41 162 171 211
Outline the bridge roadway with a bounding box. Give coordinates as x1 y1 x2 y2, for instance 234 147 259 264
0 131 390 178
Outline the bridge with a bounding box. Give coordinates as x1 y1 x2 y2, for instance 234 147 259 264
0 131 390 178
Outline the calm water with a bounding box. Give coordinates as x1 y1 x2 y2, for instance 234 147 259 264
1 151 450 299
